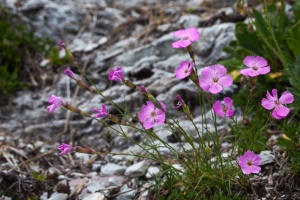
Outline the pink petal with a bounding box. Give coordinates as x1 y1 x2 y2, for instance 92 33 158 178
172 40 191 48
175 60 192 79
279 91 294 104
185 28 199 36
261 98 275 110
47 105 55 113
243 56 268 68
212 64 227 77
243 56 256 68
199 78 212 92
223 97 233 108
248 165 261 174
218 74 233 87
154 109 166 125
257 66 270 75
272 105 290 119
138 102 155 123
173 29 186 38
143 118 155 129
240 68 255 76
253 56 268 68
201 66 214 79
213 101 225 117
247 70 260 77
189 32 200 42
266 90 277 101
271 89 278 99
186 28 200 42
226 110 235 117
209 83 222 94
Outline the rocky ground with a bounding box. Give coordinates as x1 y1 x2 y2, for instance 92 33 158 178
1 0 300 199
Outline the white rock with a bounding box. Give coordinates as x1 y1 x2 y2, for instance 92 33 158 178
259 150 275 165
87 181 104 193
101 163 126 175
115 184 137 200
82 193 106 200
146 166 161 179
39 192 48 200
108 177 122 187
48 192 68 200
125 161 150 178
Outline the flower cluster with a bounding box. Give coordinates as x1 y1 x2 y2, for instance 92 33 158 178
50 27 294 183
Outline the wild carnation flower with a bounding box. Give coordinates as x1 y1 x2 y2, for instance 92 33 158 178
261 89 294 120
92 105 108 118
175 60 193 79
58 41 66 51
172 28 200 48
47 95 63 113
238 150 261 174
240 56 270 77
138 101 166 129
175 95 185 109
58 143 72 155
212 97 234 118
109 67 124 82
64 68 75 79
199 64 233 94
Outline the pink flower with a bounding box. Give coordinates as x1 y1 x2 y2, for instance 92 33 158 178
238 150 261 175
240 56 270 77
140 85 147 93
212 97 235 118
199 64 233 94
172 28 200 48
261 89 294 120
109 67 124 82
64 68 75 79
92 105 108 118
175 60 193 79
58 41 66 51
58 143 72 155
138 101 166 129
175 95 184 109
47 95 63 113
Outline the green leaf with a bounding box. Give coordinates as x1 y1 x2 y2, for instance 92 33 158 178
252 9 271 38
32 171 45 181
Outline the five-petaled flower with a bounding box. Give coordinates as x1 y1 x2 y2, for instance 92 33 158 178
240 56 270 77
199 64 233 94
64 68 76 79
175 60 193 79
109 67 124 82
138 101 166 129
47 95 63 113
261 89 294 120
92 104 109 118
172 28 200 48
238 150 261 175
213 97 235 118
58 143 72 155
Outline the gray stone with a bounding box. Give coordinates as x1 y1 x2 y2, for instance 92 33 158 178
48 192 68 200
83 193 106 200
108 177 122 187
87 181 105 193
259 150 275 165
146 166 161 179
101 163 126 175
125 161 150 178
178 15 201 28
115 184 137 200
